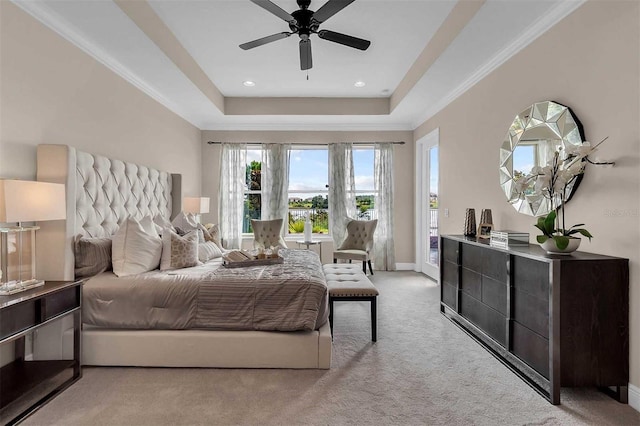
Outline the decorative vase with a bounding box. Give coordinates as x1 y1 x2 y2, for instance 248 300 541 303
480 209 493 225
541 237 581 255
303 216 313 242
463 208 476 237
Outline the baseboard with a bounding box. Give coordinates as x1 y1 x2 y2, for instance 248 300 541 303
395 263 416 271
629 383 640 413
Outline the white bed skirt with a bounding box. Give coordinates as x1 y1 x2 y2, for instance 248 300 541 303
82 323 332 369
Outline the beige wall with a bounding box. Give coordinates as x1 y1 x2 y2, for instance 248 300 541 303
415 1 640 388
201 130 415 265
0 2 202 195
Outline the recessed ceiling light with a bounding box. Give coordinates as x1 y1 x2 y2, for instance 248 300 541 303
354 81 366 88
243 80 256 87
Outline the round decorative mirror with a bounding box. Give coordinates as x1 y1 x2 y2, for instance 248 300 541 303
499 101 585 216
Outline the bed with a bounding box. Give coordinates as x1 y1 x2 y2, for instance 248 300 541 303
33 144 332 369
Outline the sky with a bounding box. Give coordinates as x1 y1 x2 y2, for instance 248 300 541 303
248 147 376 197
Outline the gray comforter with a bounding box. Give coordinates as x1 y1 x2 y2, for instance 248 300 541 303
82 249 328 331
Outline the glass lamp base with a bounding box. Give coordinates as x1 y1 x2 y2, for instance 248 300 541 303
0 279 45 295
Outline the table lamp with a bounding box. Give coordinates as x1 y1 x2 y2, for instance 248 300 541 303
183 197 210 224
0 180 66 295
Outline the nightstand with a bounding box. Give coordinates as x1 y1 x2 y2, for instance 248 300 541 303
0 280 83 425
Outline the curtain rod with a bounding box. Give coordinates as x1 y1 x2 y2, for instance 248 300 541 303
207 141 405 146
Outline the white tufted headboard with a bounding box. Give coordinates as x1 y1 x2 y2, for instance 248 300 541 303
36 144 182 280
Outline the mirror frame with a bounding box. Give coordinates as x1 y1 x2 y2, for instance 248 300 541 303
499 101 586 216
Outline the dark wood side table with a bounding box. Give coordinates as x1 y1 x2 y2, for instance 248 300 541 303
0 280 83 425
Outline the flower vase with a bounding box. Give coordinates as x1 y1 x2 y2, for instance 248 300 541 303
463 208 476 237
480 209 493 225
303 217 313 243
541 237 581 255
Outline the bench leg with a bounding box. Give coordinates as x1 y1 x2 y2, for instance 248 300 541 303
362 261 366 274
329 297 334 340
368 260 374 275
371 297 377 342
333 258 337 263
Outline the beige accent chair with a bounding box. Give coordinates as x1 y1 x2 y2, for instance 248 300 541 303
333 219 377 275
251 219 288 249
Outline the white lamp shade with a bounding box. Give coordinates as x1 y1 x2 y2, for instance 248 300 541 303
0 180 66 223
183 197 210 214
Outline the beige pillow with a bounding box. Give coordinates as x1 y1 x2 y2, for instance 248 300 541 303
112 218 162 277
198 241 223 263
200 223 222 248
160 229 200 271
74 236 112 278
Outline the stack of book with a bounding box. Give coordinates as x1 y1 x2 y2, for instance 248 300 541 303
489 230 529 249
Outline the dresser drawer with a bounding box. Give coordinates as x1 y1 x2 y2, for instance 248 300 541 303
460 268 481 300
482 249 508 282
461 243 482 272
43 286 79 321
482 276 507 316
0 300 37 340
512 256 549 301
441 260 459 287
512 321 549 379
442 238 459 264
460 293 506 346
513 289 549 338
442 282 457 311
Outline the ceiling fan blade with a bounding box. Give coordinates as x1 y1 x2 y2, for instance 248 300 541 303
250 0 295 22
240 32 291 50
313 0 356 23
300 39 312 70
317 30 370 50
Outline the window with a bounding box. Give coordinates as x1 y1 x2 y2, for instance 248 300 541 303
243 147 261 233
353 147 376 221
288 148 329 235
240 145 377 236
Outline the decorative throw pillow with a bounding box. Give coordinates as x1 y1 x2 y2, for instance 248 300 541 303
199 223 222 248
153 214 175 235
74 236 112 278
112 218 163 277
171 211 198 233
139 215 160 236
160 229 200 271
198 241 223 263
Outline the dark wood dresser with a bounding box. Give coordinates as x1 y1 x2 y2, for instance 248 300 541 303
440 235 629 405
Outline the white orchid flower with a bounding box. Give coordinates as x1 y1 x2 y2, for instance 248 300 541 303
565 142 594 159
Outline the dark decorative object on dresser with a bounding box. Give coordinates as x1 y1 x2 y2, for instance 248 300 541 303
440 235 629 405
463 208 477 237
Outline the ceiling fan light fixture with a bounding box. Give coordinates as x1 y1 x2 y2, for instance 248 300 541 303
354 81 366 88
243 80 256 87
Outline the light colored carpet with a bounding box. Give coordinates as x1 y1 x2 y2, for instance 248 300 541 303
22 272 640 425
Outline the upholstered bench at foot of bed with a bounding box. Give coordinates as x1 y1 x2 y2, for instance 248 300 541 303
322 264 379 342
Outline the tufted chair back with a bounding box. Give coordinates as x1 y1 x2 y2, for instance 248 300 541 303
251 219 288 249
338 219 377 252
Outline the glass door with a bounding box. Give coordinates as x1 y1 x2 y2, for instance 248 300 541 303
416 129 439 279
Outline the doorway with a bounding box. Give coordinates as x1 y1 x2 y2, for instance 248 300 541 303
415 129 439 280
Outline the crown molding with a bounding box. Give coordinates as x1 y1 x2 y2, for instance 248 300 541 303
410 0 587 129
203 122 414 132
11 0 203 129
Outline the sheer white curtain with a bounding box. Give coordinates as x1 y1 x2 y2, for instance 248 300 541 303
328 143 356 247
261 143 290 222
373 143 396 271
218 143 246 249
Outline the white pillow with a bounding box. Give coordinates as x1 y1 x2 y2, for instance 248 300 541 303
171 211 198 232
198 241 223 263
139 215 160 236
112 218 162 277
160 229 200 271
153 215 175 234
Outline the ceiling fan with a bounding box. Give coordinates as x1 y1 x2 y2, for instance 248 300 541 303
240 0 371 71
